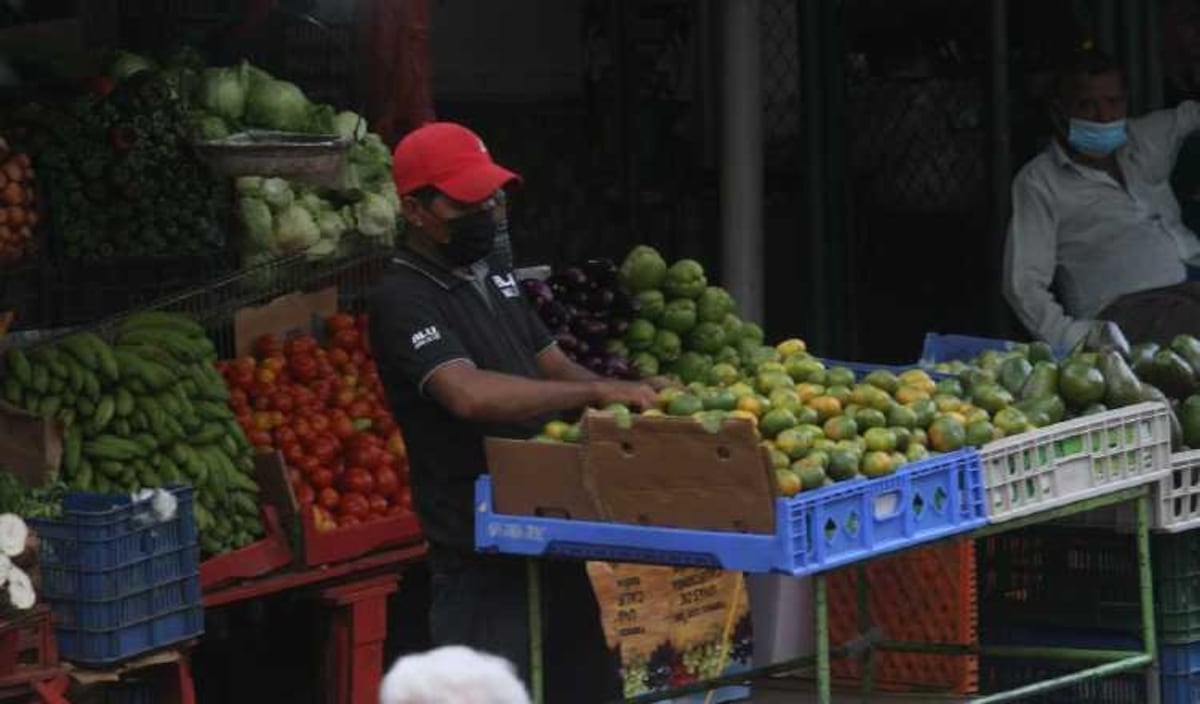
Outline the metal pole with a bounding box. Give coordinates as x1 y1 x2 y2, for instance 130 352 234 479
990 0 1012 337
720 0 764 323
800 0 829 350
815 573 831 704
527 559 544 704
1137 493 1161 704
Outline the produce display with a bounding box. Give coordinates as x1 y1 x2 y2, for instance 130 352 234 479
103 50 402 265
522 260 638 378
528 246 1193 498
218 312 411 532
932 334 1200 450
7 72 229 259
615 246 762 381
1 313 263 556
0 138 38 265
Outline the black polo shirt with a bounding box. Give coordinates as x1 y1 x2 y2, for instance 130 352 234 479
367 247 555 550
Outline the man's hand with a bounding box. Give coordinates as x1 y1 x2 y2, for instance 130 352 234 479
591 380 659 411
643 375 681 392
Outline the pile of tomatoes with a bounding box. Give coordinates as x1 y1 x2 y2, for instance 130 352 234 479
217 312 411 532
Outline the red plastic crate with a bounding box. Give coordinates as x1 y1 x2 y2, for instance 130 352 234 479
199 505 293 591
255 452 424 567
0 606 59 688
828 538 978 695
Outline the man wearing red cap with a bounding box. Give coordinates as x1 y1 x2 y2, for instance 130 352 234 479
368 122 654 702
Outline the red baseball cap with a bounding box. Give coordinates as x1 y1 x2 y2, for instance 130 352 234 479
392 122 522 203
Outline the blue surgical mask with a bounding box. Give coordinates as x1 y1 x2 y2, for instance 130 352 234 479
1067 117 1128 157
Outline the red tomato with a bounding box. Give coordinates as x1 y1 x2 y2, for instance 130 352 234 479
334 388 355 409
338 515 362 529
374 467 400 496
247 429 273 448
318 487 340 511
394 487 413 511
256 368 277 385
298 455 321 475
270 391 294 413
329 347 351 367
337 491 370 518
311 468 336 490
295 483 316 506
230 368 255 391
331 415 355 440
348 399 374 419
333 328 361 352
345 445 380 471
228 388 249 409
292 418 314 440
290 353 319 382
342 467 375 494
254 334 282 358
310 436 340 464
282 442 306 465
309 413 331 434
368 493 389 516
284 334 319 357
326 313 357 333
372 414 397 438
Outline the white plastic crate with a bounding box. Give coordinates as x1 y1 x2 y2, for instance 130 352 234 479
1153 450 1200 533
978 402 1172 524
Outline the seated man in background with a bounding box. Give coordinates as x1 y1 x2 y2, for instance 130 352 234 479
1004 49 1200 348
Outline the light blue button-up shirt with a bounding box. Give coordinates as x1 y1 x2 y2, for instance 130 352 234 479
1003 102 1200 350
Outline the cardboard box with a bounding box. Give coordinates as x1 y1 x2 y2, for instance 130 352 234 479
486 411 778 534
0 402 62 485
232 286 338 356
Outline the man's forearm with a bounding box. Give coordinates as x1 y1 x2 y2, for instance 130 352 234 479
431 366 600 424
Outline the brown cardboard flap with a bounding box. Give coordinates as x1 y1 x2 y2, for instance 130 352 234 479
255 452 297 521
233 287 338 357
581 412 776 534
0 402 62 485
485 438 600 520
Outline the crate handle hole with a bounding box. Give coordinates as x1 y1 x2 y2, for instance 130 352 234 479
823 518 838 542
716 446 731 460
933 486 948 513
874 492 900 520
620 442 635 457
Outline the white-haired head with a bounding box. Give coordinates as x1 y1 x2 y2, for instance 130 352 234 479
379 646 531 704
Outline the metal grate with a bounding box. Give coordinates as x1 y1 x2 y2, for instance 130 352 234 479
7 243 391 360
760 0 801 151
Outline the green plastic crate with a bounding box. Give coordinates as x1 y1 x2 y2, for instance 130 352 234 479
1154 530 1200 644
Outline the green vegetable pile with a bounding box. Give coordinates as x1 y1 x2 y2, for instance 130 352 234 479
7 72 229 259
2 312 263 555
0 473 66 520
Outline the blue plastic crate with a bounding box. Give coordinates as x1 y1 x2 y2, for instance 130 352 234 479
29 487 203 665
1161 641 1200 704
102 678 156 704
476 449 986 575
55 604 204 666
919 332 1069 366
33 487 196 571
40 546 199 601
817 357 951 382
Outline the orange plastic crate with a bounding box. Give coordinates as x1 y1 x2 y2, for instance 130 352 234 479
828 538 977 695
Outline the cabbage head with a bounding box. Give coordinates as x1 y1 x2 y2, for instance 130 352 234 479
245 79 311 132
260 178 294 212
239 197 273 251
197 65 248 122
273 205 320 252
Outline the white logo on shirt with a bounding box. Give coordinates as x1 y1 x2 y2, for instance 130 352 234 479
491 274 520 299
477 138 488 153
411 326 441 350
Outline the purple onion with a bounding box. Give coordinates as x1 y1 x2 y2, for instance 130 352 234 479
604 357 631 379
585 356 608 374
588 288 615 312
555 331 580 353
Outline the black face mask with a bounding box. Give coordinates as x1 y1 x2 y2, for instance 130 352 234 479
438 210 496 266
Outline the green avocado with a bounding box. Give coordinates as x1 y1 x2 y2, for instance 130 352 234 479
1180 395 1200 448
1130 342 1160 379
1144 349 1196 400
1028 341 1057 365
1019 361 1060 401
1058 360 1106 409
1101 350 1144 408
1171 335 1200 377
997 356 1034 396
